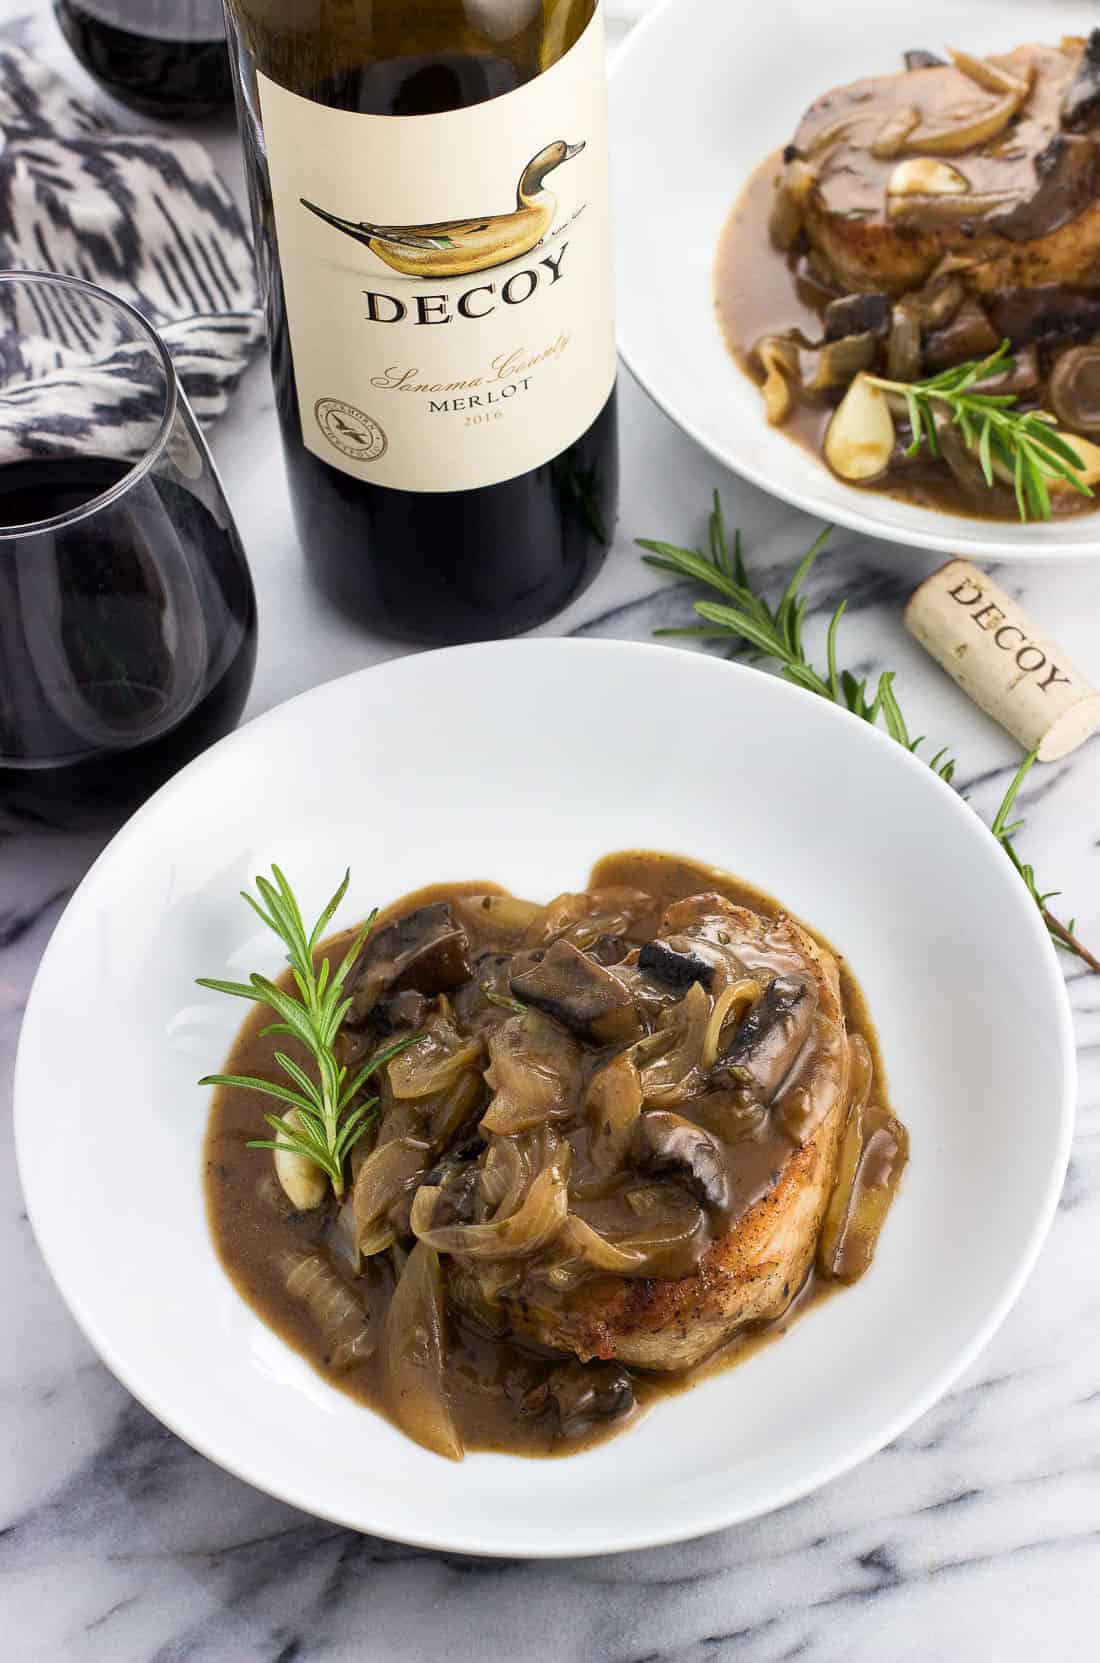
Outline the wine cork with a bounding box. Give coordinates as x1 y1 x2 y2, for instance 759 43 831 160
905 559 1100 762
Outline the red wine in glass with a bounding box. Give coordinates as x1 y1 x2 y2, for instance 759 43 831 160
0 273 256 826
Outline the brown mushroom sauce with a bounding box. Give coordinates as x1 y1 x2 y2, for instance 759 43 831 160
205 853 907 1459
716 36 1100 520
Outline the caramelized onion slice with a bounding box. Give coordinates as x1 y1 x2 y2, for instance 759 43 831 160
411 1156 569 1261
523 886 653 950
480 1009 581 1135
750 334 798 425
353 1134 431 1253
387 1016 484 1100
451 892 545 939
585 1051 644 1174
701 978 762 1072
282 1251 374 1372
545 1191 707 1286
384 1242 462 1460
817 1034 908 1281
636 980 712 1105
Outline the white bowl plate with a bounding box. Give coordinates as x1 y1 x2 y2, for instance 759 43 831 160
612 0 1100 561
15 640 1074 1554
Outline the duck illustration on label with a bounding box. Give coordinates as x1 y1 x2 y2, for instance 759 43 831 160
299 139 585 277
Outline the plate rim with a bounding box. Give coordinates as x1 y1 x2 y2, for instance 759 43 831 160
610 0 1100 564
13 638 1078 1555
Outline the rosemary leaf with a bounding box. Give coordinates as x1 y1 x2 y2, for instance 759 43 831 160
639 493 1097 973
864 341 1093 523
199 867 420 1197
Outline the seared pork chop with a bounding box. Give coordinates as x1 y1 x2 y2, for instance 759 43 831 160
794 41 1100 297
487 899 853 1371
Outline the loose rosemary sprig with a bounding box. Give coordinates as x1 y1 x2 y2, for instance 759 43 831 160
864 341 1092 523
639 494 1099 973
198 867 416 1198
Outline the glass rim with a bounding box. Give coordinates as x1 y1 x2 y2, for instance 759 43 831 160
0 269 180 540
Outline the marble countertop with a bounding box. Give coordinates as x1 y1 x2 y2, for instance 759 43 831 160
3 5 1100 1659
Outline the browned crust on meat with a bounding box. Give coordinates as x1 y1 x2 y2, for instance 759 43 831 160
516 1105 843 1370
802 194 1100 298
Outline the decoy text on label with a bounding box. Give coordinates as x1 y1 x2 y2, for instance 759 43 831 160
363 246 569 327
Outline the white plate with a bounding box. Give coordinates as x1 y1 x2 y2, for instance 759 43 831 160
612 0 1100 561
15 640 1074 1554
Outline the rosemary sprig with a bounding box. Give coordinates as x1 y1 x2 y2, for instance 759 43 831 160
639 494 1099 973
863 341 1092 522
198 866 417 1198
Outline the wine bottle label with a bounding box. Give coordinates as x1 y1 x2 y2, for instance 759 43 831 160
257 9 616 493
68 1 225 42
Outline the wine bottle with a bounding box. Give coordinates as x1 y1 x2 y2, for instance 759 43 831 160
53 1 233 120
224 0 618 643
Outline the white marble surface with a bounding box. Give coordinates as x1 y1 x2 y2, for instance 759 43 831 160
3 4 1100 1659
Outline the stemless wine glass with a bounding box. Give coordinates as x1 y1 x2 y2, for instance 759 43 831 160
0 271 257 824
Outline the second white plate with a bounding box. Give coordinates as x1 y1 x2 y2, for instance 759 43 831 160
611 0 1100 561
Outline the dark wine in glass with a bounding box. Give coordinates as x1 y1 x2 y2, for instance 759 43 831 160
0 273 256 826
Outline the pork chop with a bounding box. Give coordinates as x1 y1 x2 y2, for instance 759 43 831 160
792 41 1100 297
497 902 853 1372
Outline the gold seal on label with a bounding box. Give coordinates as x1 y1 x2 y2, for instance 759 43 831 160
314 398 388 462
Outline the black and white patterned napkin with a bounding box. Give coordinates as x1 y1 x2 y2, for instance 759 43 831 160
0 43 263 451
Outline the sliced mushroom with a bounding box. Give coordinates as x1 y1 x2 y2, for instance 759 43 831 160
988 134 1100 242
824 373 896 482
372 988 430 1034
1062 28 1100 132
632 1110 729 1211
923 297 1000 373
824 292 891 343
903 49 946 71
1049 346 1100 434
986 287 1100 351
637 937 715 992
346 902 472 1024
522 1361 634 1439
509 938 641 1046
974 341 1040 399
273 1109 328 1211
452 950 522 1031
799 333 879 393
934 412 1004 503
713 974 816 1101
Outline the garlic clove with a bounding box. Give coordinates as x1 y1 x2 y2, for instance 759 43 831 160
824 373 896 483
888 157 970 197
274 1108 328 1210
1049 432 1100 490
